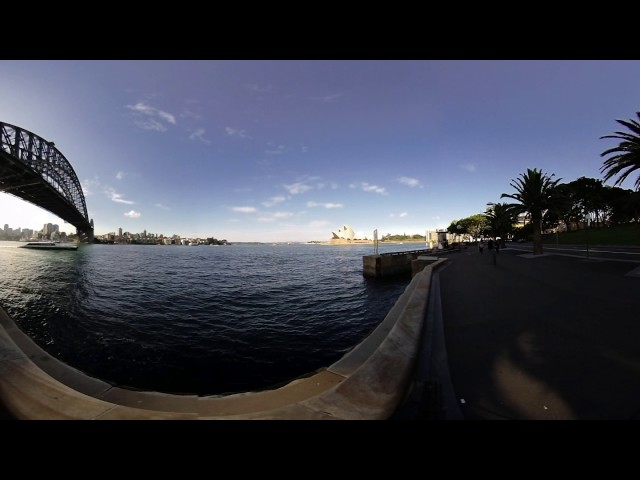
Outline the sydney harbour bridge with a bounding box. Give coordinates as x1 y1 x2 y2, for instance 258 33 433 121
0 121 93 242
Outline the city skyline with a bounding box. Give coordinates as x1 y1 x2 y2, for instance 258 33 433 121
2 60 640 242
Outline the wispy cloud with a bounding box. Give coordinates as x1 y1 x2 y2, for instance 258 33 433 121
397 176 423 188
262 195 286 207
258 211 294 223
124 210 141 219
309 220 331 228
399 212 408 217
233 187 253 193
311 93 342 103
225 127 250 139
231 206 257 213
105 187 135 205
247 83 272 93
301 144 309 153
155 203 171 210
116 171 126 180
266 143 286 155
461 163 476 172
189 128 211 144
306 201 343 209
284 182 311 195
179 109 202 120
81 178 101 196
349 182 388 196
126 102 176 132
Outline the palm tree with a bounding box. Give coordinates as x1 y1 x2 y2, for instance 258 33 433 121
501 168 561 255
600 111 640 191
485 203 516 246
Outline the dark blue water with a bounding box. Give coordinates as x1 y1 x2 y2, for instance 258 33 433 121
0 241 419 395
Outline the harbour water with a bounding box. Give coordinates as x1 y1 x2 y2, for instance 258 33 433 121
0 241 419 395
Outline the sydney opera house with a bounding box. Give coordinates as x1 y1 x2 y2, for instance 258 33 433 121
329 225 371 244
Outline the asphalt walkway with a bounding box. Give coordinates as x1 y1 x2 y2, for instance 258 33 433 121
436 245 640 420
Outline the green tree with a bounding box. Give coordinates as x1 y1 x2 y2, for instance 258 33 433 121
485 203 517 243
446 220 466 243
501 168 561 255
601 111 640 191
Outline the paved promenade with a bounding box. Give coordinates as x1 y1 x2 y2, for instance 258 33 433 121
436 245 640 420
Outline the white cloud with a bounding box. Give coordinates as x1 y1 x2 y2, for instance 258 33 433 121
126 102 176 132
179 109 202 120
284 182 311 195
311 93 342 102
266 143 286 155
105 187 135 205
301 144 309 153
231 206 257 213
309 220 331 228
262 195 286 207
157 110 176 124
155 203 171 210
247 83 272 93
225 127 249 139
399 212 408 217
134 118 166 132
189 128 211 144
116 171 124 180
350 182 388 195
257 211 294 223
124 210 141 219
461 163 476 172
397 176 423 188
306 201 343 209
81 178 101 196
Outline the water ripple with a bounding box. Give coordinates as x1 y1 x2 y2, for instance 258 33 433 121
0 242 415 394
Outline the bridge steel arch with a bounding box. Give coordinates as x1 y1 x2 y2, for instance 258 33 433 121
0 121 93 242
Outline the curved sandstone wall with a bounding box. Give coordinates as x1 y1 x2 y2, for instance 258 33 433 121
0 259 446 419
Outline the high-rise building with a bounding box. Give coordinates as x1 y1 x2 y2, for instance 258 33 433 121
3 224 8 233
118 227 123 238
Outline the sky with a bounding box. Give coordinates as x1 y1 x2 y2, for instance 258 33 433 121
1 60 639 242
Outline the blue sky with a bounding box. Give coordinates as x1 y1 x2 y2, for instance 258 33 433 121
1 60 639 241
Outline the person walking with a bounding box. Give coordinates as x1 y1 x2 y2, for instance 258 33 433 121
487 238 496 265
478 239 485 254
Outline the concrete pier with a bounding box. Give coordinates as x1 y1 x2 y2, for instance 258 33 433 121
363 249 436 278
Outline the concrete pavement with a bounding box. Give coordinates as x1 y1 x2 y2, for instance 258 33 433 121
435 246 640 419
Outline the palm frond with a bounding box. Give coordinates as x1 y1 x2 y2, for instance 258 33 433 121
601 112 640 191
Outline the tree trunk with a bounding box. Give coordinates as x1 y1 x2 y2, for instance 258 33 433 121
532 212 543 255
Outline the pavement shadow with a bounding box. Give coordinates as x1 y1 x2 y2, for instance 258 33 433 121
439 248 640 420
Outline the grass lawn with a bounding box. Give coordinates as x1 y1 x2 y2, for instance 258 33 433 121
543 223 640 246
